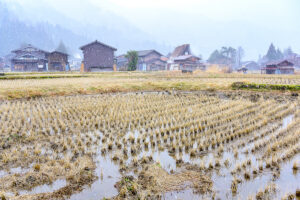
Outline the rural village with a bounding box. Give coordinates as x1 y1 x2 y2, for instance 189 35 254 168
0 40 299 74
0 1 300 200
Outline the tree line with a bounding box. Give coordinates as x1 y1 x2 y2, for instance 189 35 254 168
207 43 295 68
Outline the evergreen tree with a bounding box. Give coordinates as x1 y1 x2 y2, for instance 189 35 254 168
266 43 278 61
276 48 283 59
125 51 138 71
207 50 221 63
283 47 294 58
56 41 68 54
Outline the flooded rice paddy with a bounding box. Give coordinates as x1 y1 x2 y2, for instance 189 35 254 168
0 92 299 199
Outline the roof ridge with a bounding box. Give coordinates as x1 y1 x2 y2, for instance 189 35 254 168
80 40 117 51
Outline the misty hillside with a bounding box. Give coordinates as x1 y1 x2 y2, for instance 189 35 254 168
0 2 87 56
0 0 170 57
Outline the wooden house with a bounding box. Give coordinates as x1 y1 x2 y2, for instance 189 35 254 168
173 55 202 71
48 51 69 71
137 50 165 71
116 50 166 71
261 60 295 74
80 40 117 72
242 61 259 71
11 44 49 72
167 44 203 71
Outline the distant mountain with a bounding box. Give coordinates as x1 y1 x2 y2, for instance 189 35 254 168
0 2 87 56
0 0 170 57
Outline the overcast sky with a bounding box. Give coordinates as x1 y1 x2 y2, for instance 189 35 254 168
3 0 300 59
98 0 300 58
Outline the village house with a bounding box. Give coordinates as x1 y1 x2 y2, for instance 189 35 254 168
286 55 300 69
11 44 49 72
80 40 117 72
242 61 259 71
167 44 204 71
48 51 69 71
136 50 166 71
116 50 166 71
173 55 202 71
261 60 295 74
115 55 128 71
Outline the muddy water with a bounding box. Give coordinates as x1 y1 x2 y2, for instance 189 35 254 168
69 155 120 200
163 115 299 200
66 114 299 200
0 166 31 178
19 179 67 195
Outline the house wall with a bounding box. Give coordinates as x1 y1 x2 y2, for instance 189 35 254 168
48 53 68 71
82 43 114 71
11 49 48 72
279 68 294 74
138 52 162 71
12 61 47 72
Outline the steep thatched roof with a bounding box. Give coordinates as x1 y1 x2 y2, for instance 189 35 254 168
171 44 191 57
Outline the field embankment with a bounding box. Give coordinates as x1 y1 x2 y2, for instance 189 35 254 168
0 71 300 100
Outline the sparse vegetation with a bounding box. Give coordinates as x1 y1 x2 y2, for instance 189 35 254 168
0 72 299 200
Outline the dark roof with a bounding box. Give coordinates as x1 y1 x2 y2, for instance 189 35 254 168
116 50 163 60
145 57 167 64
237 67 248 71
12 44 49 54
137 50 162 57
12 52 48 61
80 40 117 51
50 51 69 56
171 44 191 57
266 59 294 66
174 55 199 61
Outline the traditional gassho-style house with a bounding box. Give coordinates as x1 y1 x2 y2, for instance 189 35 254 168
116 50 166 71
80 40 117 72
48 51 69 71
11 44 49 72
167 44 204 71
173 55 202 71
261 60 295 74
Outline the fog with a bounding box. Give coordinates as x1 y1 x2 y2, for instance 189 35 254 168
1 0 299 60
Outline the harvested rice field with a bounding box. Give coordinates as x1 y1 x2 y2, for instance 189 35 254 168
0 72 300 100
0 88 299 200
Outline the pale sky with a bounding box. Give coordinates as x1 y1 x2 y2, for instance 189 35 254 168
97 0 299 25
94 0 300 58
3 0 300 59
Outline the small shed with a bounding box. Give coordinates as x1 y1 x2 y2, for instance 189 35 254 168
48 51 69 71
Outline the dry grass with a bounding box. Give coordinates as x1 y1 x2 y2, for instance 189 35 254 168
0 71 300 100
0 87 299 199
137 164 212 194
